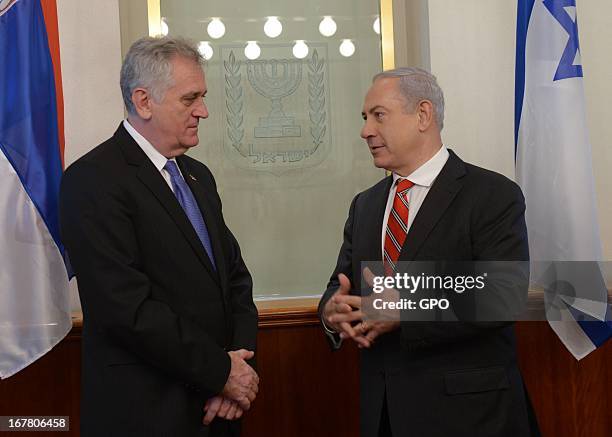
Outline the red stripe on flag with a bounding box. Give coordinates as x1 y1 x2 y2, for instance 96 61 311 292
40 0 65 168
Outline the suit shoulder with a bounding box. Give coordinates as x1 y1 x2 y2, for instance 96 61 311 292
62 138 129 196
462 162 524 199
180 154 215 181
64 137 121 176
180 154 212 173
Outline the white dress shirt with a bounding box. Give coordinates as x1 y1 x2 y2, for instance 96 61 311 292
122 119 183 192
323 146 449 340
381 145 449 258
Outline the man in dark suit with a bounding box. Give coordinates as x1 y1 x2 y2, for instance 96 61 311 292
319 68 538 436
60 37 258 437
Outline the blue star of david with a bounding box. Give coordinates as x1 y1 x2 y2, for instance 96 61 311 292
543 0 583 80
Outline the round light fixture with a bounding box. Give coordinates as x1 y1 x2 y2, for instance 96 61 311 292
318 16 337 37
339 39 355 57
198 41 213 60
207 18 226 39
244 41 261 60
373 17 381 35
160 17 169 36
264 16 283 38
292 40 309 59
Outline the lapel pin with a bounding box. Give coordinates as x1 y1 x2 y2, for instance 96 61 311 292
189 174 197 181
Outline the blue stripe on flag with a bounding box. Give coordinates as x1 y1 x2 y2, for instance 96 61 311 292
514 0 536 156
567 303 612 348
578 320 612 348
0 0 64 255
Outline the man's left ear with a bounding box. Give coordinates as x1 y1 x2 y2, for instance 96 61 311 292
132 87 153 121
417 100 434 131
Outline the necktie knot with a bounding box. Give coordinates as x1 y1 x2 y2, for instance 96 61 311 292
164 160 181 178
396 178 414 193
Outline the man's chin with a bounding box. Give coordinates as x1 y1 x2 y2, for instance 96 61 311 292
182 136 200 148
372 157 390 171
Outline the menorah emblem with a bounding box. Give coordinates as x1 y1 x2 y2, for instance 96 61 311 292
247 59 302 138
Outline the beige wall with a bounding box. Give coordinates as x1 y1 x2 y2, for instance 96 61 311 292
428 0 516 178
58 0 125 166
579 1 612 260
57 0 125 309
427 0 612 259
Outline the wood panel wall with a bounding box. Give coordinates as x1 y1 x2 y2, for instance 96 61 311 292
0 306 610 437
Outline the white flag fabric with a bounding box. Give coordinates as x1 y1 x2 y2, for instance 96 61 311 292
0 0 72 378
515 0 611 359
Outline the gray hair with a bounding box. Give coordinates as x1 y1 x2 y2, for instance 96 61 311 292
373 67 445 130
120 36 204 114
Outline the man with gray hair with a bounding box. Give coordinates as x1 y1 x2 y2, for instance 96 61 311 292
60 36 258 436
319 68 539 436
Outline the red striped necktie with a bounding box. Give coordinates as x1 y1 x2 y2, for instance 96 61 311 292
384 179 414 275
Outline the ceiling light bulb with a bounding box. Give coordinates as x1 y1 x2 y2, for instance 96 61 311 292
339 39 355 57
244 41 261 60
292 40 309 59
318 16 337 37
264 16 282 38
160 17 169 36
198 41 213 60
207 18 226 39
373 17 380 35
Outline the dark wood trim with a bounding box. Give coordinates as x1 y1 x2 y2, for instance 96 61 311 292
258 307 320 328
14 293 608 437
257 297 320 327
71 289 612 329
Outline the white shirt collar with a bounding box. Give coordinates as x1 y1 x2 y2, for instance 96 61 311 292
123 119 175 172
392 145 449 187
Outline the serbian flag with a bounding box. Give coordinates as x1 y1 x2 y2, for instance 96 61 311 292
0 0 71 378
515 0 612 359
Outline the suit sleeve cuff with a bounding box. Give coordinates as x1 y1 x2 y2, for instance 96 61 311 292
321 317 343 350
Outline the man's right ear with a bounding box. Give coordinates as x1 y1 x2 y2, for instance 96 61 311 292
131 88 153 120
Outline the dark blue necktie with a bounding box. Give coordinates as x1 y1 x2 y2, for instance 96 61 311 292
164 161 216 269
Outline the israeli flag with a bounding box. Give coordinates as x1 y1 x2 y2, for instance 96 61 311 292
515 0 612 359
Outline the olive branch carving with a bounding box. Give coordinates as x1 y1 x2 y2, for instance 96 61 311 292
308 49 326 150
224 50 245 153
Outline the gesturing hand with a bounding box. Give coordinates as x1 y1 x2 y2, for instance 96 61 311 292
351 267 401 347
348 319 400 348
322 274 369 347
221 349 259 411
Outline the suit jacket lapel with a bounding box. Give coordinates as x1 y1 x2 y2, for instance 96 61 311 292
400 150 466 261
115 125 220 282
364 176 394 262
177 157 227 291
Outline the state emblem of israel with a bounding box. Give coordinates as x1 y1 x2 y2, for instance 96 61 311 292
220 43 331 175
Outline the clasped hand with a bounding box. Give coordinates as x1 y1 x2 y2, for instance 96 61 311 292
203 349 259 425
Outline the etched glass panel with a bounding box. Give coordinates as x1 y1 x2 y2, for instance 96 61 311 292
158 0 385 299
